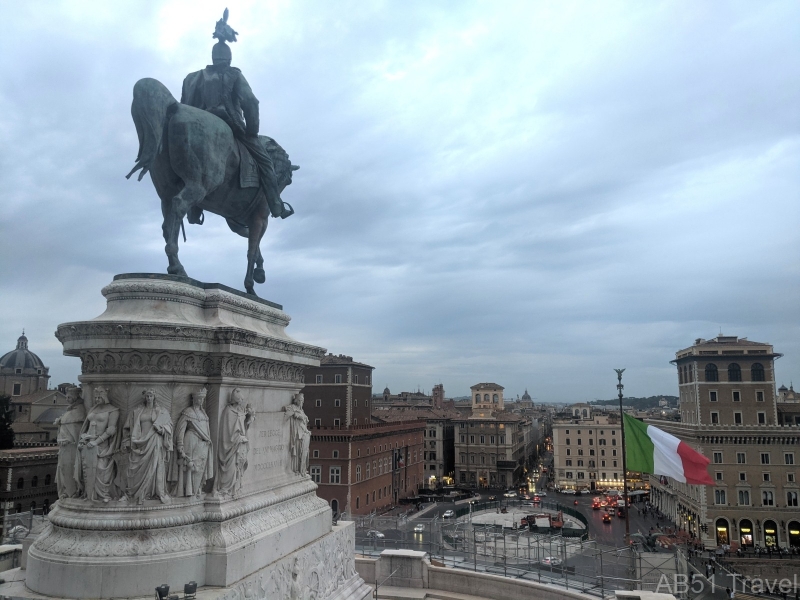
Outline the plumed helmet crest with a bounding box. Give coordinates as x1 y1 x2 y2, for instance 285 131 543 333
213 8 238 43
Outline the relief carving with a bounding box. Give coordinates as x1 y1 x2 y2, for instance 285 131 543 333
169 387 214 498
215 388 255 497
77 387 120 502
55 386 86 499
284 393 310 477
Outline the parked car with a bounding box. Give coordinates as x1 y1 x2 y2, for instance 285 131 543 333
562 489 576 495
413 524 425 533
540 556 562 567
443 510 455 518
366 530 385 538
538 491 547 497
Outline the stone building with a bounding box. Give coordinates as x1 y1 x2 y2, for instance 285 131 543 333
0 446 59 535
309 421 425 516
0 333 50 398
302 354 425 515
648 335 800 550
453 383 533 489
303 354 374 427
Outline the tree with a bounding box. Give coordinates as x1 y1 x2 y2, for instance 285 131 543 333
0 395 15 449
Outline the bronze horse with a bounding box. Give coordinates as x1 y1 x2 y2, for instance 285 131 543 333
126 78 298 296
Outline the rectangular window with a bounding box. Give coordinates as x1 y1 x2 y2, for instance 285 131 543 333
788 473 796 483
756 391 764 402
500 436 505 444
353 399 358 407
310 466 321 483
787 491 798 507
315 399 321 407
490 436 495 444
314 418 321 427
713 452 723 464
313 450 319 458
315 374 322 383
329 467 341 484
565 439 570 445
460 435 465 443
738 472 746 481
785 453 795 465
601 460 606 467
566 449 571 456
737 452 746 464
480 436 485 444
470 435 475 443
334 399 341 407
577 460 584 467
738 490 749 506
714 489 726 505
334 374 342 383
762 490 774 506
732 391 740 402
761 453 770 465
577 439 582 445
709 391 718 402
734 412 742 424
757 412 766 424
711 412 719 424
613 460 618 467
332 450 339 458
12 383 21 396
763 472 770 481
334 419 340 427
353 375 359 384
566 460 572 466
715 472 723 481
612 449 617 457
365 376 370 385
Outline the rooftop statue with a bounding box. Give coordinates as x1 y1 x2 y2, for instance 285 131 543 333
126 9 298 296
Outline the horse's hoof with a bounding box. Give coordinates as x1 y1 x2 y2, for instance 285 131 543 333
254 268 265 284
245 286 258 297
167 266 188 277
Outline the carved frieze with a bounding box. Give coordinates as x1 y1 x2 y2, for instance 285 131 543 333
76 350 306 383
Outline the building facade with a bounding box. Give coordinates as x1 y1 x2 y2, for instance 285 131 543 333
308 421 425 516
453 383 531 488
649 335 799 550
0 334 50 398
302 354 374 428
0 447 59 535
552 405 626 492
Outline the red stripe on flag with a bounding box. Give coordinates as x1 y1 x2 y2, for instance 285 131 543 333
677 441 714 485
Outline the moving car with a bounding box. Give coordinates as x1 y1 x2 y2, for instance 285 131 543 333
366 530 385 538
443 509 455 518
602 513 612 524
413 524 425 533
533 495 541 503
591 497 602 509
540 556 563 567
617 508 626 518
503 491 517 498
538 491 547 497
488 495 497 501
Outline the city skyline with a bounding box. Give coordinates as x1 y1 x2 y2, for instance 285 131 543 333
2 2 798 403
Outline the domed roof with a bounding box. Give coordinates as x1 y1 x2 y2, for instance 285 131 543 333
383 387 391 395
0 333 47 372
521 389 532 401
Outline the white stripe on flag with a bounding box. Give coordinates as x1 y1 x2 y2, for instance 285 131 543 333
647 424 686 483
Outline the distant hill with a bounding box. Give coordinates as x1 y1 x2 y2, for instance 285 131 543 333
591 396 678 409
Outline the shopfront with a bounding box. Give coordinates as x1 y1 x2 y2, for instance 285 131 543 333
788 521 800 549
763 519 778 548
739 519 754 547
715 518 729 546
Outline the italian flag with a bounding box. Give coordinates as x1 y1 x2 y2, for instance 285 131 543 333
623 413 713 485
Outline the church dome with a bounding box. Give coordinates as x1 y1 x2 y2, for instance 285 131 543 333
521 389 532 401
0 333 47 373
383 387 391 395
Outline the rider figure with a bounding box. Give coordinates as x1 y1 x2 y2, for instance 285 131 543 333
181 14 293 220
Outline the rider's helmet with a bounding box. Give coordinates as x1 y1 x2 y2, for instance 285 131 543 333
212 41 232 65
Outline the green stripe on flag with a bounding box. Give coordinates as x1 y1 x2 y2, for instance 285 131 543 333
623 413 654 474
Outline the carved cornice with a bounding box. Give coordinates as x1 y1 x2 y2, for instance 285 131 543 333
56 322 325 361
50 479 321 531
75 349 307 383
32 493 328 558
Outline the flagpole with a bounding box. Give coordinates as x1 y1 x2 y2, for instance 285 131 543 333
615 368 630 545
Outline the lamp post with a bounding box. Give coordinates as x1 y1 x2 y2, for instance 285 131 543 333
615 368 631 544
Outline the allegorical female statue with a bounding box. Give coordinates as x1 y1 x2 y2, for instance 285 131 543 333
77 387 120 502
54 386 86 499
169 387 214 497
215 388 255 496
122 389 174 504
284 393 310 476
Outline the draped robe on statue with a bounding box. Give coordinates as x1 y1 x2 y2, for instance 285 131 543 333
56 404 86 499
169 405 213 497
215 403 251 495
78 404 120 502
123 404 174 502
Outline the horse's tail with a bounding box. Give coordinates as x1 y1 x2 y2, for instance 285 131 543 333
126 78 178 181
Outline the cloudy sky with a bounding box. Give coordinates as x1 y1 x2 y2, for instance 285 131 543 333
1 1 798 402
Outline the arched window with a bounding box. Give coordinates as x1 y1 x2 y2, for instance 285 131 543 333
705 364 718 382
492 394 498 403
751 363 765 382
16 478 23 490
331 499 339 515
715 518 729 546
43 499 50 514
582 409 588 418
31 476 38 487
483 394 489 402
45 474 51 486
356 497 360 509
728 364 742 382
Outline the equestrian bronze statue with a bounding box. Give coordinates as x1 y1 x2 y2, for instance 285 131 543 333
126 9 297 296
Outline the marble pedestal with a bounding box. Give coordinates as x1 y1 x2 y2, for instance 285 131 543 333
25 274 371 600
